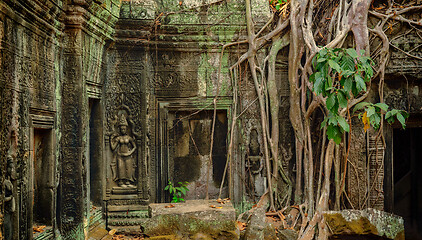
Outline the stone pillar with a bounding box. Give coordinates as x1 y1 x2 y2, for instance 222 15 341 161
58 3 87 239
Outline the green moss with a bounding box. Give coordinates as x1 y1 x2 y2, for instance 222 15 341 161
145 214 236 238
325 213 378 236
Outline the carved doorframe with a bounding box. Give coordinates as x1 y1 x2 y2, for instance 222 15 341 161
154 97 234 202
28 110 56 239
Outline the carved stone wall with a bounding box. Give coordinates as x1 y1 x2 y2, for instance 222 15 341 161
0 1 64 238
1 0 420 239
0 0 120 238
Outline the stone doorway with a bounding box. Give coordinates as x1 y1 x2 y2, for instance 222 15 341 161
393 127 422 240
88 99 104 208
166 110 228 200
87 98 105 230
31 128 54 230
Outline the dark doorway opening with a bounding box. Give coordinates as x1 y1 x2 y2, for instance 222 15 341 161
168 110 228 200
393 127 422 240
88 98 103 207
33 128 54 226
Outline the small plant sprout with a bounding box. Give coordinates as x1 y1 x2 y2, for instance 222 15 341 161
164 181 189 203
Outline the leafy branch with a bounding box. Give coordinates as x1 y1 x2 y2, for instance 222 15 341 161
311 47 408 144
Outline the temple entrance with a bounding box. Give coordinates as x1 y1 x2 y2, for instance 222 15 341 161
86 98 105 230
88 98 104 207
32 128 54 228
167 110 228 200
393 127 422 240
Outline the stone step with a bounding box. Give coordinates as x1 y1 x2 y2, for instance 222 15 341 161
107 204 149 212
106 206 149 231
107 210 149 219
108 218 147 226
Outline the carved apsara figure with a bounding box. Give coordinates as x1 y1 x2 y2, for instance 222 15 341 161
4 155 16 240
246 129 265 198
110 114 137 187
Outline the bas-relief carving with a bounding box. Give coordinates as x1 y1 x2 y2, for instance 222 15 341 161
245 128 266 199
387 32 422 77
110 114 137 188
152 51 199 96
107 106 140 192
4 155 16 240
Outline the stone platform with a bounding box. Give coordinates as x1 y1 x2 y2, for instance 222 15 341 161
141 199 238 239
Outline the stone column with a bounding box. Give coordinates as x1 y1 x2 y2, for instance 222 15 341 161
58 3 87 239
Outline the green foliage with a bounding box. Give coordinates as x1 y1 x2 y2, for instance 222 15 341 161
270 0 288 11
164 181 189 203
311 48 408 143
311 48 374 143
353 102 409 130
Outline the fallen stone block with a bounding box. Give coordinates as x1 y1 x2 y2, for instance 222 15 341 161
323 208 404 240
141 200 237 239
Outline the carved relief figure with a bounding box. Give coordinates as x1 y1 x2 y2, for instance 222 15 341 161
246 129 265 198
110 114 137 188
4 155 16 240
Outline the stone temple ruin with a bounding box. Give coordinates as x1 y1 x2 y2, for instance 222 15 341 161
0 0 421 239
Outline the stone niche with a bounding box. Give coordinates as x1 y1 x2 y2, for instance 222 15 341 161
104 103 149 200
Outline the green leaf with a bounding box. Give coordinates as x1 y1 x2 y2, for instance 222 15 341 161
343 77 353 93
326 93 337 111
353 102 370 113
314 72 325 95
337 116 350 132
396 112 406 129
337 91 348 108
327 125 342 144
366 106 375 117
326 75 333 89
327 124 338 140
374 103 389 112
340 55 355 72
275 4 280 10
328 115 338 125
317 57 326 63
320 48 327 57
164 185 169 190
328 59 341 72
309 72 316 83
401 110 409 119
385 109 398 119
334 132 342 144
346 48 358 59
364 66 373 81
370 113 381 129
342 70 354 77
354 74 366 92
